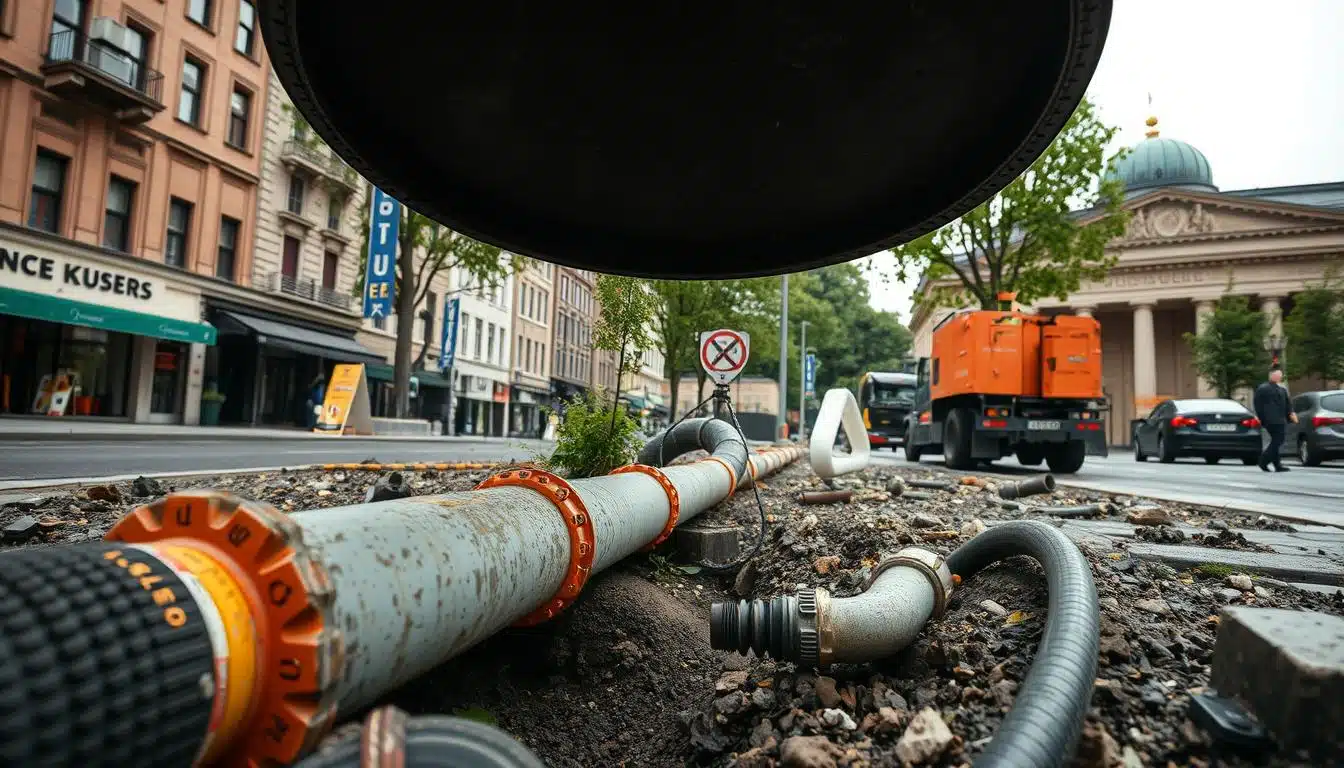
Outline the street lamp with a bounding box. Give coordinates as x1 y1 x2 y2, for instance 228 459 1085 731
799 320 810 441
1263 333 1284 369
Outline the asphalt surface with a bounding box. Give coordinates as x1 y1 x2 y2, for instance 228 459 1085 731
873 449 1344 526
0 437 551 485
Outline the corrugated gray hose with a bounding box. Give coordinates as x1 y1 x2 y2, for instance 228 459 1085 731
638 417 749 479
946 521 1100 768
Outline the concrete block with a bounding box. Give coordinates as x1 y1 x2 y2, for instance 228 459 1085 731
1125 543 1344 586
676 525 740 564
1210 607 1344 760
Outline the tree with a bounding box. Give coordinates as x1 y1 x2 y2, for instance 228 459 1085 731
355 185 518 417
1184 283 1272 398
1284 265 1344 388
592 275 657 435
888 97 1128 311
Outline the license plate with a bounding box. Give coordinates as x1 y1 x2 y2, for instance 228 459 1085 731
1028 420 1061 430
1204 423 1236 432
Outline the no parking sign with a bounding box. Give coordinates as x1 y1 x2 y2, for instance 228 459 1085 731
700 329 750 385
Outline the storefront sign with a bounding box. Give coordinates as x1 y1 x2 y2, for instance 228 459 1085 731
363 188 400 319
492 381 509 403
440 297 460 371
314 364 375 435
1 245 156 300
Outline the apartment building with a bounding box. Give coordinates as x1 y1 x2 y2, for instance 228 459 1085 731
509 256 553 437
550 266 595 407
450 263 512 436
0 0 279 425
205 67 381 427
620 332 670 428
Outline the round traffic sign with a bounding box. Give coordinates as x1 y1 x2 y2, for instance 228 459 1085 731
701 330 748 374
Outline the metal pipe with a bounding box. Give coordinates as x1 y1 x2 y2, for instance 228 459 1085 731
999 474 1057 500
0 429 803 767
710 548 953 668
800 489 852 505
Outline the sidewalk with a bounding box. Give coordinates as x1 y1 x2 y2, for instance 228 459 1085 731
0 419 551 443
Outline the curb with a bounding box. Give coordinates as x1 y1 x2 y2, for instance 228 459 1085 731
0 431 553 444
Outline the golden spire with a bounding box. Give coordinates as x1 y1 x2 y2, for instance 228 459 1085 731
1145 115 1160 139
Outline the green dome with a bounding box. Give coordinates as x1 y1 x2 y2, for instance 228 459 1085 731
1107 135 1217 197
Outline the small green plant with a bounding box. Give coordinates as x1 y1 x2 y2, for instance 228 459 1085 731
201 389 227 403
547 390 643 478
451 706 497 726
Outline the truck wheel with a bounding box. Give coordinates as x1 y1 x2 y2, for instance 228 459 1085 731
1016 445 1045 466
1045 441 1086 474
903 423 922 462
943 408 976 470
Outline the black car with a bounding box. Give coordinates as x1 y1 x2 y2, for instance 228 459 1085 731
1287 390 1344 466
1132 398 1262 465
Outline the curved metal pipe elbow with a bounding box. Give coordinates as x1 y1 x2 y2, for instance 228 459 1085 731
710 548 954 668
638 417 748 481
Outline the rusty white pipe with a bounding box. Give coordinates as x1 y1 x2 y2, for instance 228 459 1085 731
291 444 803 714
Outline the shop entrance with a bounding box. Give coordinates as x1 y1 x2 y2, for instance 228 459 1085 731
147 341 187 424
0 315 134 418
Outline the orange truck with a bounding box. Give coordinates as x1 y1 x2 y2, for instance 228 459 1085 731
902 296 1108 474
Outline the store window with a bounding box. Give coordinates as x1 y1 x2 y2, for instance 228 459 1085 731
104 177 135 251
29 151 67 233
0 316 133 418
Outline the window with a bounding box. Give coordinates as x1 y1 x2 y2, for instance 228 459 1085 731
227 88 250 149
326 196 342 230
473 318 484 359
286 175 305 215
165 198 192 268
372 315 386 331
217 216 240 280
28 151 68 233
281 235 300 278
487 323 496 363
187 0 212 27
235 0 257 56
51 0 83 40
322 252 338 290
103 177 135 251
459 313 470 350
178 58 205 126
539 344 545 375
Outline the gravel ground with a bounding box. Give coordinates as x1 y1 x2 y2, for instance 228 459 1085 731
3 460 1342 767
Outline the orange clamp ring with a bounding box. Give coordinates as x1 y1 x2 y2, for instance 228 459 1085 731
106 491 340 767
611 464 681 550
702 456 739 497
476 468 596 626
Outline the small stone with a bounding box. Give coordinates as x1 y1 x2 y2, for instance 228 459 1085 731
3 515 39 543
751 687 777 710
813 555 841 575
820 708 857 731
960 518 987 538
799 514 819 532
131 476 164 498
1099 596 1121 611
894 708 954 765
1253 585 1272 599
1208 519 1230 531
749 719 776 748
990 679 1018 707
1135 598 1171 616
873 706 905 732
887 477 906 496
1218 588 1243 602
1121 745 1144 768
1227 574 1254 591
979 599 1009 617
85 484 121 502
365 471 415 502
814 676 841 708
912 512 944 528
779 735 845 768
715 670 748 693
1076 721 1122 768
1127 507 1171 526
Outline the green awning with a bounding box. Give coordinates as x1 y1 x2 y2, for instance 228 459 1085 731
621 394 647 409
365 364 451 388
0 285 216 345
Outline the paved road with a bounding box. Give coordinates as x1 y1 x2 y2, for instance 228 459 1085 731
873 449 1344 526
0 437 551 486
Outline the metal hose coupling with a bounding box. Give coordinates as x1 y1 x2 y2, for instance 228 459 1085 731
709 547 954 668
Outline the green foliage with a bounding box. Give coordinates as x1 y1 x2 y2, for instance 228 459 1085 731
889 97 1128 310
547 390 644 478
451 706 497 726
1284 265 1344 387
1184 281 1272 398
594 275 657 381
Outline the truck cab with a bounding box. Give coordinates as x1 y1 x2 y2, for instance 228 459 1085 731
858 371 917 450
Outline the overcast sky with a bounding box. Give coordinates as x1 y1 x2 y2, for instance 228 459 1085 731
863 0 1344 321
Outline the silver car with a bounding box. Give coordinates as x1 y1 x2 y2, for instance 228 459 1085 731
1287 390 1344 466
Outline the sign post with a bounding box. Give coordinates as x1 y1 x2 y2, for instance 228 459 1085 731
440 297 460 436
363 188 401 320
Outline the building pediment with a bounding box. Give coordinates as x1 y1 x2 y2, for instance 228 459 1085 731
1113 190 1344 247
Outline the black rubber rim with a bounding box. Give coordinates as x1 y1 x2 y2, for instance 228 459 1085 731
259 2 1114 278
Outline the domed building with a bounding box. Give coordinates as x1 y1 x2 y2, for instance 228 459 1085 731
910 116 1344 448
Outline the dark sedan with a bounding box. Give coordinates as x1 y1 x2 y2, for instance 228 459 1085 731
1287 390 1344 466
1132 398 1262 465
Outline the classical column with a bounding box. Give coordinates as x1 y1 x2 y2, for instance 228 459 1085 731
1194 300 1216 397
1131 302 1158 415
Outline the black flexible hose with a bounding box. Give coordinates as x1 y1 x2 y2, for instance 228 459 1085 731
946 520 1100 768
638 416 749 481
292 715 544 768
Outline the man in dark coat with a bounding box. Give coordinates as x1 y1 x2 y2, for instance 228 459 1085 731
1253 368 1296 472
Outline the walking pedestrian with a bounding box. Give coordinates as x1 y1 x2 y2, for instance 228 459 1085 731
1253 368 1296 472
306 373 326 429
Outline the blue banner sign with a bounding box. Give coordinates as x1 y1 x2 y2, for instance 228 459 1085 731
362 187 401 318
440 297 461 372
804 353 817 398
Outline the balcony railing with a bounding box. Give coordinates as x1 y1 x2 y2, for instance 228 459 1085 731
43 28 164 108
280 139 330 174
266 272 354 312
